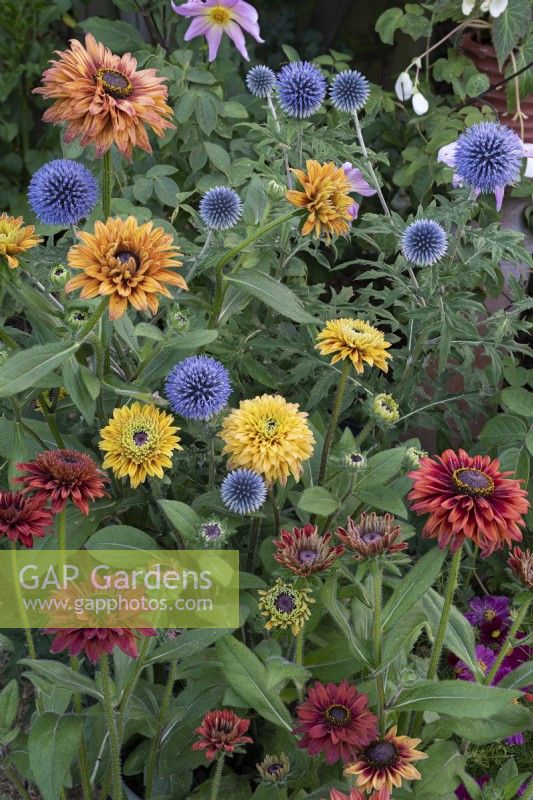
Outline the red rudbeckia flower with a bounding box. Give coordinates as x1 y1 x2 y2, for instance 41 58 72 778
192 709 253 760
45 627 155 663
408 449 528 556
294 680 378 764
0 491 54 548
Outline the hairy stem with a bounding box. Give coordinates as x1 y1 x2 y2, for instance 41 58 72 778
246 516 262 573
145 659 178 799
372 566 386 731
99 654 122 800
102 150 113 219
210 753 225 800
352 110 390 218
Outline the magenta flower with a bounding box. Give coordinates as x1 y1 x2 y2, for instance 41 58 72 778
455 644 497 682
171 0 263 62
465 595 510 627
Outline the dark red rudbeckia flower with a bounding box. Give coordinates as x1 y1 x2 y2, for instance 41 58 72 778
45 627 155 663
16 449 108 514
294 680 377 764
273 523 344 575
408 449 528 556
0 491 54 548
192 709 253 760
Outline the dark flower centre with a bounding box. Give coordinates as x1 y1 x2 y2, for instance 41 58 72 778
133 430 149 446
452 468 494 497
484 609 496 621
364 740 398 767
267 764 283 774
115 250 140 269
298 549 318 564
97 68 133 99
59 453 82 465
362 530 383 543
275 592 295 613
203 523 222 540
325 703 351 726
350 454 363 464
264 418 279 434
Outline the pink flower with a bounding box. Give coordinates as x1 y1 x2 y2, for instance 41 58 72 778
171 0 263 62
342 163 377 197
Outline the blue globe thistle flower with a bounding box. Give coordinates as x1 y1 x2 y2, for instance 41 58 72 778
165 355 231 420
330 70 370 113
199 187 243 230
401 219 448 267
276 61 326 119
246 65 276 98
28 159 98 226
221 469 267 514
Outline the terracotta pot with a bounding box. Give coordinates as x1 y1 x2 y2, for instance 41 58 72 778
461 33 533 143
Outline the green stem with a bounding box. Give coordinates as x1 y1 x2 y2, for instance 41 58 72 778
145 659 178 799
411 546 463 737
0 326 18 349
9 542 43 711
2 763 31 800
352 110 390 218
117 635 150 741
102 150 113 219
77 296 109 340
372 566 386 731
99 654 122 800
318 360 351 485
210 753 225 800
295 626 305 702
57 508 66 551
246 516 261 573
268 487 280 536
354 418 374 450
484 598 531 686
208 430 216 489
37 396 65 447
71 657 93 800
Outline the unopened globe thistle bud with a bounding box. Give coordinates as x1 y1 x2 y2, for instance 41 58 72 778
50 264 69 287
371 393 400 427
167 307 190 333
343 451 367 471
403 446 427 469
256 753 291 784
267 179 286 200
66 309 89 329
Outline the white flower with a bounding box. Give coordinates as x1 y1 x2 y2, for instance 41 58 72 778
465 0 507 15
412 92 429 115
395 71 414 101
487 0 508 16
525 158 533 179
462 0 476 13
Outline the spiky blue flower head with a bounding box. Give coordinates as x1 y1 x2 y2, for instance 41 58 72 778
401 219 448 267
221 469 267 514
28 159 98 226
454 122 524 194
330 70 370 113
246 65 276 98
165 355 231 420
199 186 243 230
276 61 326 119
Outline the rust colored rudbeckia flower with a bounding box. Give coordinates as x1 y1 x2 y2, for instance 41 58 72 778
336 513 407 560
0 491 54 548
316 319 392 374
65 216 188 320
46 627 155 663
330 789 382 800
16 449 108 515
508 547 533 590
192 709 253 761
408 449 528 557
345 727 427 797
294 680 378 765
34 34 174 160
273 523 344 576
286 161 353 239
0 213 41 269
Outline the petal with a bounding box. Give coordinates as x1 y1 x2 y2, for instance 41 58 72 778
205 26 224 61
223 20 249 60
525 158 533 179
171 0 206 17
438 141 458 168
494 185 505 211
489 0 508 16
182 15 213 39
462 0 476 12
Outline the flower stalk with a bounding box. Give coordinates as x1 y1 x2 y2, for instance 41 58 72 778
99 653 122 800
145 659 178 800
102 150 112 219
318 359 351 485
352 110 390 217
210 753 225 800
372 564 386 730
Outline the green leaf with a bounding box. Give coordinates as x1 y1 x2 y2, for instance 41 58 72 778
382 611 426 668
479 414 527 447
226 270 315 324
382 547 446 629
354 447 406 489
465 73 491 97
353 485 407 518
424 588 477 672
158 499 202 543
146 629 230 664
195 94 218 135
154 176 179 207
317 575 372 667
0 679 19 730
375 7 403 43
392 680 520 718
297 486 339 516
85 525 160 551
426 705 532 745
492 0 532 68
20 659 102 701
215 636 293 729
413 740 464 796
498 660 533 690
28 712 84 800
501 386 533 417
79 16 144 52
203 142 230 174
62 357 96 424
0 341 78 397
